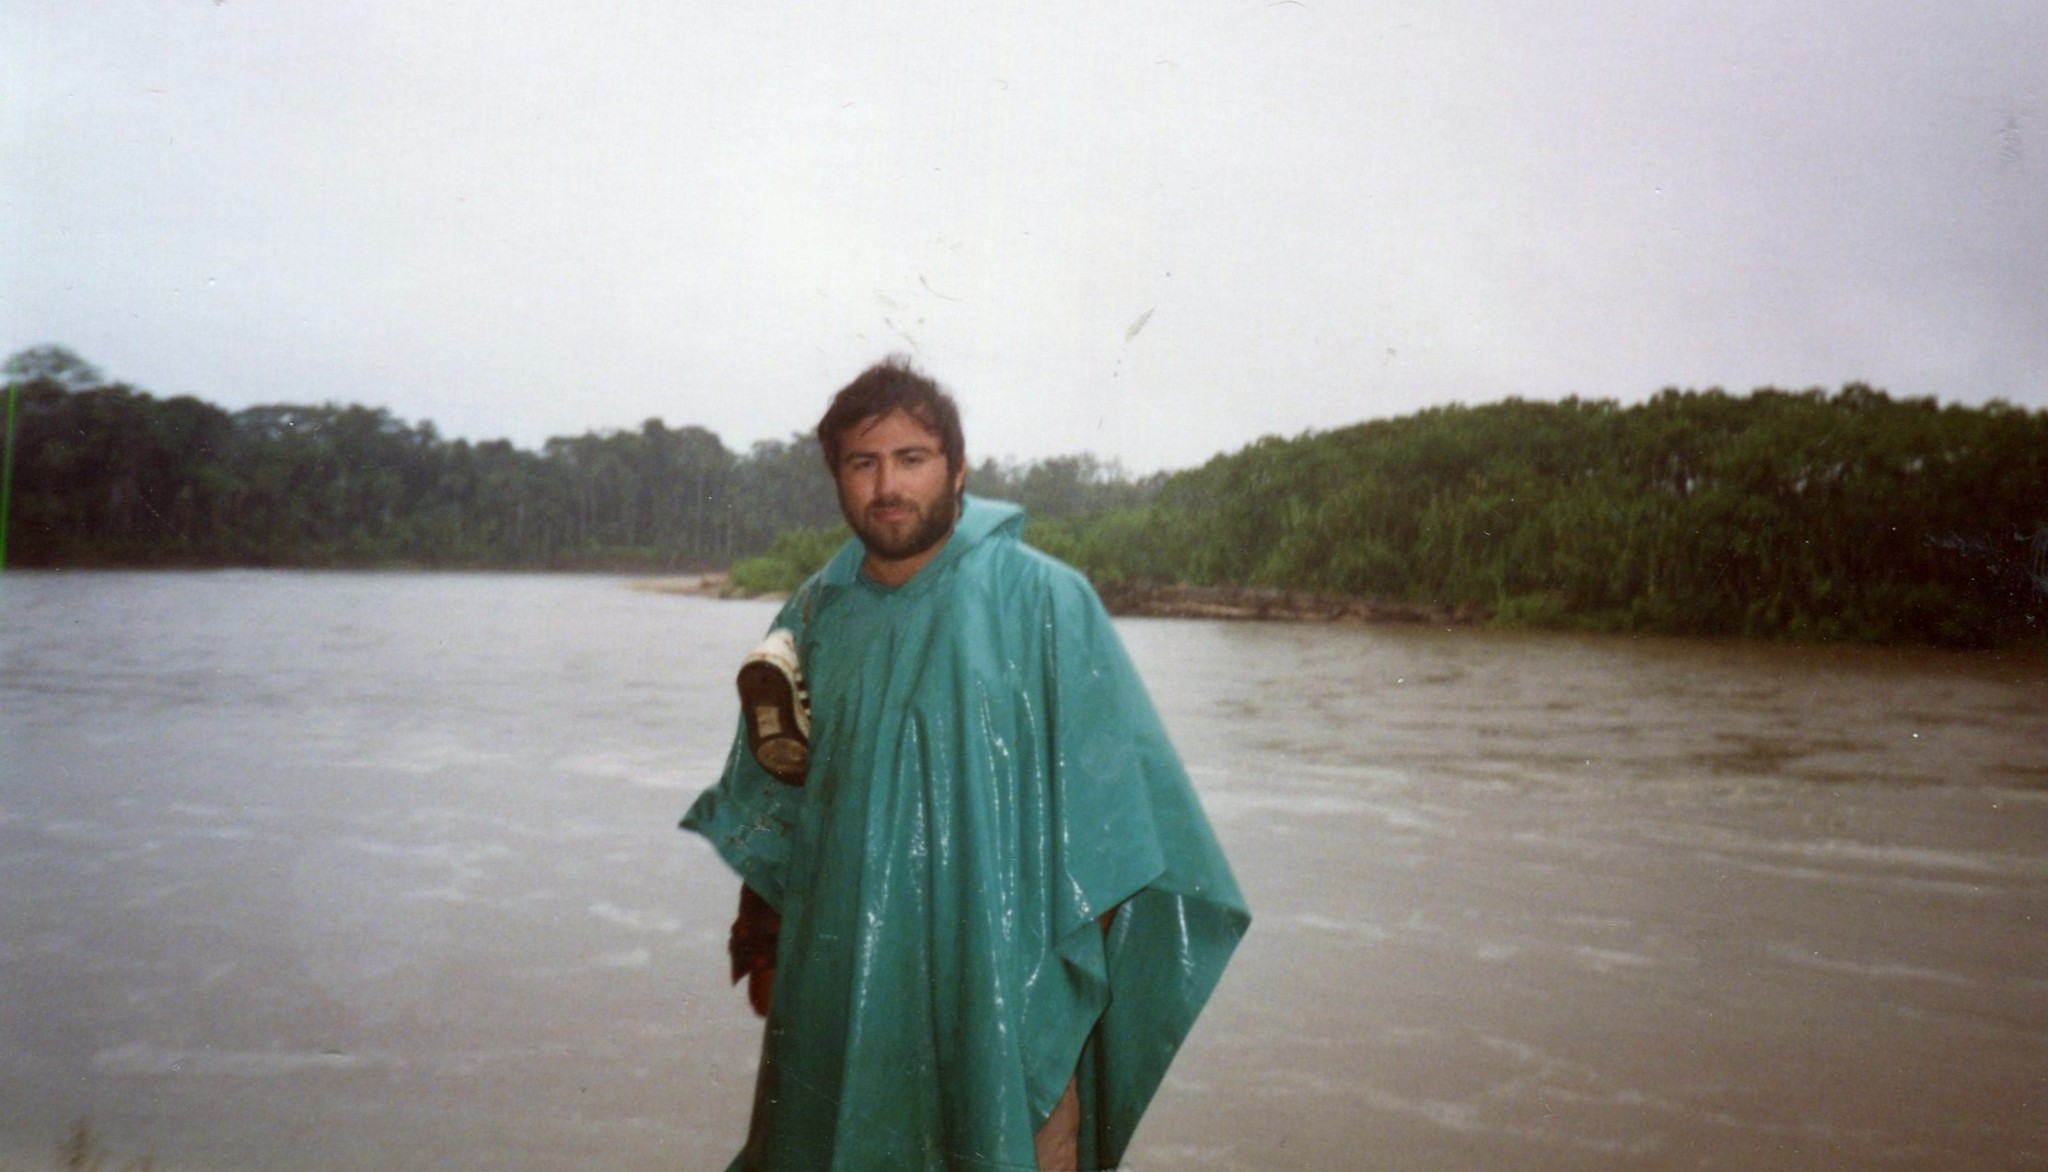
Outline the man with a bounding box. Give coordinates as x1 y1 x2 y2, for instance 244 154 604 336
682 358 1248 1171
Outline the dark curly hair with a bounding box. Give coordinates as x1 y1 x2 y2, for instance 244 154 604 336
816 356 966 478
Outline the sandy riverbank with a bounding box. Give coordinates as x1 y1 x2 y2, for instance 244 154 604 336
628 572 737 598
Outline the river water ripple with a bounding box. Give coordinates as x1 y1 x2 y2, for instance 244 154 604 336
1 572 2043 1170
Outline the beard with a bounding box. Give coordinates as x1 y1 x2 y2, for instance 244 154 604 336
848 491 958 563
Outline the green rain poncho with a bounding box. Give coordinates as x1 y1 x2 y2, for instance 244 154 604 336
683 496 1249 1172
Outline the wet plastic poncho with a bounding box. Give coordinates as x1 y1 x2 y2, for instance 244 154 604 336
682 496 1249 1172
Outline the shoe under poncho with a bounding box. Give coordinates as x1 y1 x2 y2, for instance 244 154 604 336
682 496 1250 1171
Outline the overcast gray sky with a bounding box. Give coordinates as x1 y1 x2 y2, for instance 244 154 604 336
5 0 2044 472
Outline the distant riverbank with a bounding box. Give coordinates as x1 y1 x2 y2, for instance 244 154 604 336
630 572 734 599
1092 581 1486 625
634 573 1487 626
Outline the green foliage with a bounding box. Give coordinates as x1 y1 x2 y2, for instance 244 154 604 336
0 353 840 571
0 348 1160 579
728 524 852 594
1111 385 2048 648
1022 505 1196 585
970 454 1162 520
10 348 2043 648
1490 592 1572 630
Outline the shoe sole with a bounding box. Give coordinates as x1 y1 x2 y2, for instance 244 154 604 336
738 633 810 785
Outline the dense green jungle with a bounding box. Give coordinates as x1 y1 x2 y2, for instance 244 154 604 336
0 346 1151 572
6 345 2045 648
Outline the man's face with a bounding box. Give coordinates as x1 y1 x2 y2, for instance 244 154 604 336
833 409 965 578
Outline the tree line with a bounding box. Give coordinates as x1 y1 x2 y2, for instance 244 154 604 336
8 346 2044 647
738 385 2048 649
1023 385 2046 648
0 346 1152 571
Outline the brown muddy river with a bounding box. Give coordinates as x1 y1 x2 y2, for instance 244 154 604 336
1 572 2043 1170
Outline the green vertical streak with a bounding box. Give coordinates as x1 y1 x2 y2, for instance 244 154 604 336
0 378 16 573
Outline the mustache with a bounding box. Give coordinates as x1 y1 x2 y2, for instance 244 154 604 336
867 497 920 514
